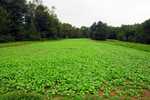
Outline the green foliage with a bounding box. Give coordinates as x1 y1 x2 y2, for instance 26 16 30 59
60 23 82 38
0 0 86 42
90 21 108 40
0 92 43 100
0 0 149 44
80 26 89 38
0 6 14 42
89 20 150 44
4 0 27 34
0 39 150 98
142 19 150 43
0 7 10 34
105 40 150 52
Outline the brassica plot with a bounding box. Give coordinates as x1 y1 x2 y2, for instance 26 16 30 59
0 39 150 97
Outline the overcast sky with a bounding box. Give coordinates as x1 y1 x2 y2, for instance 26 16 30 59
42 0 150 27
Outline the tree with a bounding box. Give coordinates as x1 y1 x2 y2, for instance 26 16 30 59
0 0 27 40
24 1 40 40
90 21 108 40
0 7 10 34
34 5 60 39
60 23 73 38
0 6 14 42
106 26 117 39
142 19 150 43
80 26 89 38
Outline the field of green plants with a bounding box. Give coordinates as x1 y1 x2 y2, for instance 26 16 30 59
0 39 150 99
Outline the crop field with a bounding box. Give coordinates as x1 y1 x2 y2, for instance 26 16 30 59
0 39 150 99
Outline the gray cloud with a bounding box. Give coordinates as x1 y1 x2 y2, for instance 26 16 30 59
42 0 150 27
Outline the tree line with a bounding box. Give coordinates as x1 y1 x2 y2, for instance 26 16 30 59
0 0 86 42
0 0 150 44
90 20 150 44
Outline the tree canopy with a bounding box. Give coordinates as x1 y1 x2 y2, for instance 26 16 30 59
0 0 150 44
